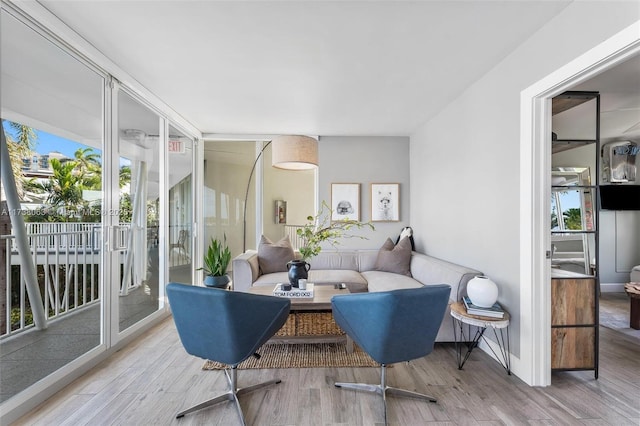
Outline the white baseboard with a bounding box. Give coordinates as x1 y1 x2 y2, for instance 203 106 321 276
600 282 626 293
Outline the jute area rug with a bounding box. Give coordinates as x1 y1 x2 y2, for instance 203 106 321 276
202 343 379 370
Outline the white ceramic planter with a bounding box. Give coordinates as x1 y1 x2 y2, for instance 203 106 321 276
467 275 498 308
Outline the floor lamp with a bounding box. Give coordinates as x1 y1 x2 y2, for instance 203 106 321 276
242 135 318 253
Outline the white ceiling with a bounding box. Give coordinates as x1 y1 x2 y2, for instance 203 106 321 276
37 0 576 136
571 55 640 142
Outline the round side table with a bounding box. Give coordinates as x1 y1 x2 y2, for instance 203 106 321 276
450 301 511 375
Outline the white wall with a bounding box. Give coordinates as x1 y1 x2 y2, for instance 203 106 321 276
318 136 410 250
600 211 640 285
263 146 316 242
410 2 640 362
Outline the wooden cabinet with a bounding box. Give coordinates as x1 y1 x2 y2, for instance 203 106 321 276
551 91 600 378
551 276 597 370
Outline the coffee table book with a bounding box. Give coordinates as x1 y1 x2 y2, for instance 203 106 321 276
462 296 504 318
273 283 315 298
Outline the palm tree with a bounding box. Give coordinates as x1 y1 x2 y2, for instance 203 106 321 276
1 120 36 333
119 165 131 189
73 147 101 190
117 165 133 222
73 147 100 167
40 158 84 218
33 148 105 221
563 208 583 230
2 120 37 198
9 121 37 148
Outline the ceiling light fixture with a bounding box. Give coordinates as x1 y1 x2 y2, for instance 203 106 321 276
123 129 146 139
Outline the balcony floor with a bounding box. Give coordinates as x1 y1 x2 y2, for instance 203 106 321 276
0 305 100 403
0 284 161 403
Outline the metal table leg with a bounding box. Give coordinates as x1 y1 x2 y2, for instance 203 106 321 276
452 316 510 375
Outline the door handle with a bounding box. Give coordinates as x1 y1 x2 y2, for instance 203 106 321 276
108 226 128 252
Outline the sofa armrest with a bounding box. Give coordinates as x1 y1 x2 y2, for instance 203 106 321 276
232 250 260 292
410 252 482 301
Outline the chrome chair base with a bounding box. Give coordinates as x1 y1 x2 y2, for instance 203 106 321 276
176 366 281 425
335 365 436 425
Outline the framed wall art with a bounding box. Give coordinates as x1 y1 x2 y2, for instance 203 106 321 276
331 183 360 221
275 200 287 224
371 183 399 222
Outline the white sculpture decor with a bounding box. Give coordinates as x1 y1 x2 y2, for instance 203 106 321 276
467 275 498 308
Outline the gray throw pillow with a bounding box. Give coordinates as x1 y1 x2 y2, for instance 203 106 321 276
258 235 295 274
374 237 413 276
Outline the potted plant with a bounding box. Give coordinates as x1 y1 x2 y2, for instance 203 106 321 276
288 201 374 286
200 236 232 288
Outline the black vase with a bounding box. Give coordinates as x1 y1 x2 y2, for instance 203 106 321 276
286 260 310 287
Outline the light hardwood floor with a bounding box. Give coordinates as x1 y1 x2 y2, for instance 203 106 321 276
14 318 640 425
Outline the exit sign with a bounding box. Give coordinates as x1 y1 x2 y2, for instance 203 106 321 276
168 139 185 154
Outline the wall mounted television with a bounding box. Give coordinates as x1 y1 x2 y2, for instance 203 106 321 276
599 185 640 210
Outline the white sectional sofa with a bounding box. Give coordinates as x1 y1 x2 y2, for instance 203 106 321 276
232 249 482 341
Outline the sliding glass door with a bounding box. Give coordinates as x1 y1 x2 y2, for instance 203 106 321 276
1 7 104 402
114 91 163 333
0 5 198 418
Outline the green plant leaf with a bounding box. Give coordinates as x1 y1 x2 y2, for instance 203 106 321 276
297 200 374 261
199 235 231 276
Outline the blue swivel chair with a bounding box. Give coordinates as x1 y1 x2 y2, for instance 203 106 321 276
166 282 291 424
331 285 451 424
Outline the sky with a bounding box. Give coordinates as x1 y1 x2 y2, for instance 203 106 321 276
3 122 137 175
36 131 98 159
3 120 101 159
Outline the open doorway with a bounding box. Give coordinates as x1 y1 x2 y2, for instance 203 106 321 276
521 23 640 386
561 59 640 341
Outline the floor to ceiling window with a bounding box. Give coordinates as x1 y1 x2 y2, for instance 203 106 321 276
0 7 104 402
0 5 198 419
168 125 194 284
203 140 255 260
203 139 316 274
